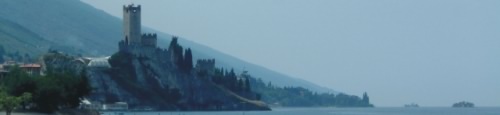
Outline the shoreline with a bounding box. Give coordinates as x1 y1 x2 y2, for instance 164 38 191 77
3 109 100 115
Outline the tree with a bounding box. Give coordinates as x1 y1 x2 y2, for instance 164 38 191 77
244 78 251 92
168 36 179 50
183 48 193 72
3 67 33 93
174 45 184 69
169 36 185 70
0 89 32 115
32 69 92 113
227 69 238 91
34 74 63 113
76 69 92 101
240 71 252 92
0 45 5 63
1 66 36 109
237 79 244 92
267 82 273 88
68 69 92 108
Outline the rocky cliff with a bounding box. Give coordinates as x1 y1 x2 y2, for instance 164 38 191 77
42 49 270 111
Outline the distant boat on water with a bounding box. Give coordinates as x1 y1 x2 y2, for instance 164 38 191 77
404 103 419 108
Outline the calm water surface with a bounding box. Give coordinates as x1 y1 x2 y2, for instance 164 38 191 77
102 107 500 115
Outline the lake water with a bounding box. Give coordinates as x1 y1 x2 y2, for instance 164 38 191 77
101 107 500 115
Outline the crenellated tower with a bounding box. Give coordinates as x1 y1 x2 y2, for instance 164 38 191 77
119 4 158 56
123 4 142 46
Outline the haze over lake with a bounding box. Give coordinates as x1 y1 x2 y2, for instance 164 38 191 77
82 0 500 107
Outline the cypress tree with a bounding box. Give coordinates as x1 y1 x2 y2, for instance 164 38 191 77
168 36 186 70
245 78 251 92
184 48 193 72
175 45 184 69
169 36 178 50
237 79 243 92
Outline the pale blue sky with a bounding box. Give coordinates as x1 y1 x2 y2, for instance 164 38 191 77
82 0 500 107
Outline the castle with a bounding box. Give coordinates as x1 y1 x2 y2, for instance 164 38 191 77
117 4 215 73
118 4 158 56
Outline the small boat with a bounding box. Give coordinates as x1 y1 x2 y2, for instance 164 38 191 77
404 103 419 108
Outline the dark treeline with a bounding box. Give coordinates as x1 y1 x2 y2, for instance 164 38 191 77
169 37 193 73
211 68 252 93
0 45 33 63
0 66 92 113
248 76 374 107
207 67 372 107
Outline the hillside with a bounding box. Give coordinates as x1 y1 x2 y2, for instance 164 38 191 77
0 17 77 57
0 17 48 56
0 0 334 93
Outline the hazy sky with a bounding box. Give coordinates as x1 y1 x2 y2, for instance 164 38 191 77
81 0 500 107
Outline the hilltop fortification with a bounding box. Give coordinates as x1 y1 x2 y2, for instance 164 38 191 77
83 4 269 111
118 4 158 57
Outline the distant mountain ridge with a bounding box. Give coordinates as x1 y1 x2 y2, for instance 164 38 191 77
0 16 77 57
0 16 50 55
0 0 336 93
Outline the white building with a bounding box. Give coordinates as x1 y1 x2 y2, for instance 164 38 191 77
86 57 111 68
103 102 129 110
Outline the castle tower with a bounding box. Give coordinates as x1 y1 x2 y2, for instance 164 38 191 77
119 4 158 56
123 4 142 45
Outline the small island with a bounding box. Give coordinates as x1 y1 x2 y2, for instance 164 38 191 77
452 101 474 108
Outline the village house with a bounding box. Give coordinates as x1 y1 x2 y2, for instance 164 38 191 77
0 61 42 77
102 102 129 111
20 63 42 76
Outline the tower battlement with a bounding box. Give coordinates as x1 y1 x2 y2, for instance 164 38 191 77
196 59 215 69
123 4 141 12
141 33 157 47
195 59 216 76
123 4 142 46
119 4 158 56
142 33 157 38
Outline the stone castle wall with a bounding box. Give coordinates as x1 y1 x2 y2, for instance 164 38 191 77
141 33 157 47
196 59 215 72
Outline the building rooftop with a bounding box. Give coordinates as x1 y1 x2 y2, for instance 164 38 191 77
87 57 111 68
20 64 41 68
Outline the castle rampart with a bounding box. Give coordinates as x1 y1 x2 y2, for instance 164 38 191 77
141 33 157 47
196 59 215 71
